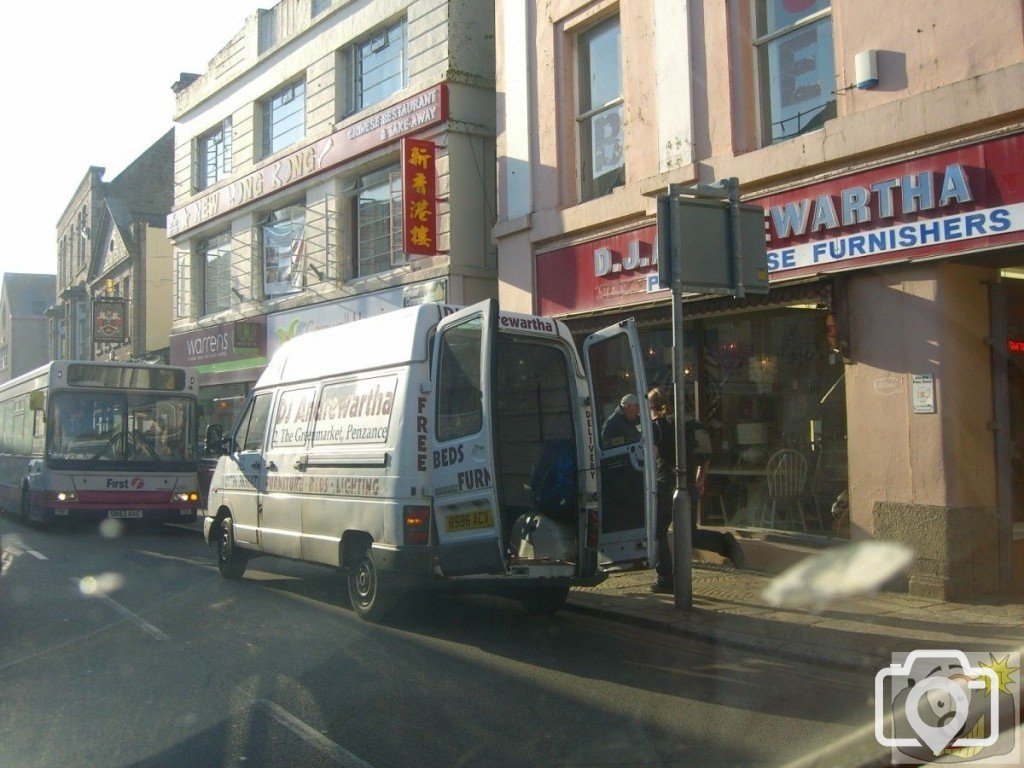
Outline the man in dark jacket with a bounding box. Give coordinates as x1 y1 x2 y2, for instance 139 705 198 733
601 393 641 448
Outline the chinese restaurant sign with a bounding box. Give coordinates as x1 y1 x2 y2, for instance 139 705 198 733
93 299 127 343
402 138 438 257
168 85 448 237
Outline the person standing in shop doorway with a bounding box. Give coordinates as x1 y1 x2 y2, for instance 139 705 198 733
601 393 642 448
648 387 744 594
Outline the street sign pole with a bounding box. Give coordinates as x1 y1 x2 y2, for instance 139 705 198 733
659 192 692 610
657 177 767 611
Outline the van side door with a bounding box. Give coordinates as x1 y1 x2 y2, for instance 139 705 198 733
583 319 656 569
428 299 506 577
224 392 273 548
259 385 316 559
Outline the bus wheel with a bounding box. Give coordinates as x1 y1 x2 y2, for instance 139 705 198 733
216 515 247 579
521 584 570 615
347 546 393 622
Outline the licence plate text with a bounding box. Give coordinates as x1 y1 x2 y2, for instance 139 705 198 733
108 510 144 519
445 509 493 533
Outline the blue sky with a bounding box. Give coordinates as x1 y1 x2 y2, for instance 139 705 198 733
0 1 262 283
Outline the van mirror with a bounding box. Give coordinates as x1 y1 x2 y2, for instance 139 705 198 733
29 391 45 411
205 424 226 455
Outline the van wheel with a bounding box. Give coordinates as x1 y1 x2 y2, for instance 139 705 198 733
347 547 392 622
521 584 570 615
216 515 247 579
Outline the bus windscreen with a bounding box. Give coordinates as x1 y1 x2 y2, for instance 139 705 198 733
48 392 196 465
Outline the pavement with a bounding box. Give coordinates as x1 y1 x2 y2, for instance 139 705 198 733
567 540 1024 674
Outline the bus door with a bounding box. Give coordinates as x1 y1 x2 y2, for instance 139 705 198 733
583 319 656 570
224 392 273 548
428 299 506 577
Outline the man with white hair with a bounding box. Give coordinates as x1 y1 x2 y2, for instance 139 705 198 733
600 392 641 448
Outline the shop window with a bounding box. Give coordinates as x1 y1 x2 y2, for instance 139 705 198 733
354 164 404 277
200 231 232 316
696 307 848 536
260 80 305 158
754 0 836 145
196 119 232 191
342 17 407 117
576 15 624 202
261 204 306 297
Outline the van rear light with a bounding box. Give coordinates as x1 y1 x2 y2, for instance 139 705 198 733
404 505 430 545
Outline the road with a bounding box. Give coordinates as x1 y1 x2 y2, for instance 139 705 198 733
0 516 884 768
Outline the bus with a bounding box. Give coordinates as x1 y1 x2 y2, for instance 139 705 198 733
0 360 202 525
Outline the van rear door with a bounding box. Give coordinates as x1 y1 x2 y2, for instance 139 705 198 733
428 299 506 577
583 319 656 569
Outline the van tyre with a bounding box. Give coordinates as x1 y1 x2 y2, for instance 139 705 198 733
521 584 570 615
216 515 247 579
347 547 393 622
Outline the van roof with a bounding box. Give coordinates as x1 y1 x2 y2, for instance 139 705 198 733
256 303 443 388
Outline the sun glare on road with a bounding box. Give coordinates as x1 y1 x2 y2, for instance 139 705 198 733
77 572 126 596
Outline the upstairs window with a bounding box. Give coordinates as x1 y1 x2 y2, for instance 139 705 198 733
196 120 232 191
576 16 624 202
754 0 835 145
343 18 408 116
355 165 403 277
261 204 306 297
312 0 331 16
200 231 232 317
261 80 306 158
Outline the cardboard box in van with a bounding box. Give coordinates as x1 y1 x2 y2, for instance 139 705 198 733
203 299 655 621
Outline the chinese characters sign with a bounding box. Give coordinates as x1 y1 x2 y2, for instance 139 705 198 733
402 138 438 257
93 300 127 343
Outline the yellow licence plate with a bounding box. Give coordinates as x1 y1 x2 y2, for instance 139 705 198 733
445 509 494 533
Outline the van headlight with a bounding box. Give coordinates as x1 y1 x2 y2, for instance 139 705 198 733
176 492 200 503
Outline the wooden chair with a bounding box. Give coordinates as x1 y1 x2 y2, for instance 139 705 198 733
759 448 811 532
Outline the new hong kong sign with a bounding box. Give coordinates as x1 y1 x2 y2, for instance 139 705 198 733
402 138 438 257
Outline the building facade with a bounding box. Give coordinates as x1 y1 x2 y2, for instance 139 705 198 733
0 274 57 383
168 0 497 437
494 0 1024 599
52 131 176 364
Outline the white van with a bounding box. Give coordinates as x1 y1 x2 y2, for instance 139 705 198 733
203 299 655 621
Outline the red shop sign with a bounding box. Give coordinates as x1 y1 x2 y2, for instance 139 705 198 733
536 225 663 316
751 132 1024 279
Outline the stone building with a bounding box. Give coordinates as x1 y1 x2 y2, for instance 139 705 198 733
168 0 496 436
52 131 175 363
493 0 1024 598
0 273 57 383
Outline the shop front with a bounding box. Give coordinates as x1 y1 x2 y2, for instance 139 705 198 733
536 131 1024 597
170 318 267 504
536 226 848 539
